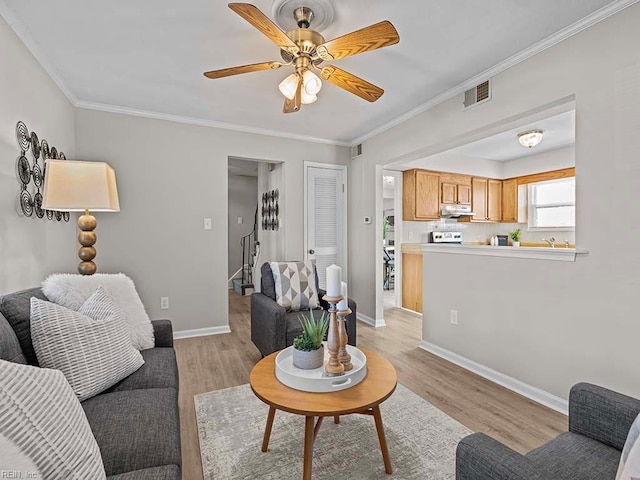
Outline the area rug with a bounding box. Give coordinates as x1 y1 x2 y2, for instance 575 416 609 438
195 384 471 479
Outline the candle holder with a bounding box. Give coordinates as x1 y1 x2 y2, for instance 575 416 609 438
323 295 345 377
337 307 352 371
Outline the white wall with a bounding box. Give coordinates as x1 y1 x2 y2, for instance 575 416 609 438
75 108 349 332
228 174 257 278
502 146 575 178
350 4 640 399
0 16 76 294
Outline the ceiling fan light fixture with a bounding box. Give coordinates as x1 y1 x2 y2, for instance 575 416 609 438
518 129 544 148
278 73 299 100
301 90 318 104
302 70 322 95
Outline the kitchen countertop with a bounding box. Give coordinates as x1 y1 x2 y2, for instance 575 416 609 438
420 243 589 262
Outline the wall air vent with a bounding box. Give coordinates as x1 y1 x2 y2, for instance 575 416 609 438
351 143 363 159
463 80 491 109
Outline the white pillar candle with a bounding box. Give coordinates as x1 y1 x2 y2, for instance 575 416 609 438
326 264 342 297
337 282 348 311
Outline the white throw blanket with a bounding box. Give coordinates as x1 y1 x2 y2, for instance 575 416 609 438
42 273 155 350
618 413 640 480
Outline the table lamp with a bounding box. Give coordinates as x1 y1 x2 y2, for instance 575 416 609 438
42 159 120 275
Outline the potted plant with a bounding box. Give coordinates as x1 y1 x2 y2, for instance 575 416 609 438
382 216 390 246
292 310 329 370
509 228 522 247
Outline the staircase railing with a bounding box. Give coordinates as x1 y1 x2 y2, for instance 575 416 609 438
239 204 259 286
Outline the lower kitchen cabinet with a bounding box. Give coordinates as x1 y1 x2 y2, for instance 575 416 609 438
402 252 423 313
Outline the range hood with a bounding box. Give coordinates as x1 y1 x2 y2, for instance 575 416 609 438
440 204 475 218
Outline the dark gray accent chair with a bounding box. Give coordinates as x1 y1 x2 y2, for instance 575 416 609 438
456 383 640 480
251 262 357 357
0 288 182 480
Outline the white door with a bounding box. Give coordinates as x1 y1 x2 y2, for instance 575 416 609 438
305 165 346 290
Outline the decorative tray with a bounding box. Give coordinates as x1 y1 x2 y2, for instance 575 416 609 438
275 343 367 393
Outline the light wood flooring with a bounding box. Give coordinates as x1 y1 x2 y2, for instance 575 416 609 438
174 291 567 480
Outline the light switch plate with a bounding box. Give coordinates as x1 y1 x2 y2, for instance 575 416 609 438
237 217 243 224
204 218 212 230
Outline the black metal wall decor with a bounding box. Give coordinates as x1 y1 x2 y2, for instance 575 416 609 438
261 188 280 231
15 121 69 222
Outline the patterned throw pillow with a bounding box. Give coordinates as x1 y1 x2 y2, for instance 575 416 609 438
30 287 145 401
270 261 319 311
0 359 106 479
617 413 640 480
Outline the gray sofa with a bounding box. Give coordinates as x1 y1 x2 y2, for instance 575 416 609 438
251 262 357 357
0 287 182 479
456 383 640 480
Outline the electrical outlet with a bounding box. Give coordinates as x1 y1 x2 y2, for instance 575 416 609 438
160 297 169 310
450 309 458 325
408 231 415 240
237 217 243 224
204 218 212 230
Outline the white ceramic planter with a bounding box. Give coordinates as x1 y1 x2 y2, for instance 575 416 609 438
292 345 324 370
512 241 521 247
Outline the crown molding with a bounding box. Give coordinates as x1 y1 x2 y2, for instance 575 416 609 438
74 101 351 147
349 0 640 146
0 1 77 104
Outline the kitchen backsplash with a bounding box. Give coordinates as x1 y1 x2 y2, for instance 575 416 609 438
403 220 575 244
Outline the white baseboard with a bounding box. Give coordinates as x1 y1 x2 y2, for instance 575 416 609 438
173 326 231 340
399 307 422 316
357 313 387 328
419 340 568 415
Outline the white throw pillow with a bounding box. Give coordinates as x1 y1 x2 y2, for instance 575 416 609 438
31 287 145 401
0 359 106 479
270 261 319 311
617 413 640 479
42 272 154 350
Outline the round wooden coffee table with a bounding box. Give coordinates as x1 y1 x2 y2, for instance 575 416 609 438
250 348 397 480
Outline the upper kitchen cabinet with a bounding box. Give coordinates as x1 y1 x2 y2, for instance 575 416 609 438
462 177 502 222
440 173 471 205
403 169 440 220
502 178 518 222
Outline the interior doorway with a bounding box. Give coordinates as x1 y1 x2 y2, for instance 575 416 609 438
381 170 403 315
227 157 285 299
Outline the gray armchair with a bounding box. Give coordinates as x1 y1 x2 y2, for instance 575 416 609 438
251 263 357 357
456 383 640 480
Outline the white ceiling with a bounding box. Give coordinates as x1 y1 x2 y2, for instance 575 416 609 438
455 110 575 161
0 0 626 145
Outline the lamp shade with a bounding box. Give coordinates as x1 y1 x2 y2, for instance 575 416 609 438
42 160 120 212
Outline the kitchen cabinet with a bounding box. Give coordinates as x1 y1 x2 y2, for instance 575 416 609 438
402 251 423 313
463 177 502 222
487 179 502 221
403 169 440 221
502 178 518 222
440 175 471 205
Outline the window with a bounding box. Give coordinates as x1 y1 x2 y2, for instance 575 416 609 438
528 177 575 230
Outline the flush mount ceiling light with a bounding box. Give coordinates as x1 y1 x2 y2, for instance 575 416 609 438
203 3 400 113
518 129 544 148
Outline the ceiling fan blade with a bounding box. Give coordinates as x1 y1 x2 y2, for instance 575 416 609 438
315 20 399 61
229 3 299 55
283 75 302 113
203 61 282 79
319 66 384 102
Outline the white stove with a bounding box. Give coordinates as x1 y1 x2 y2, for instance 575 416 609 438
429 231 463 244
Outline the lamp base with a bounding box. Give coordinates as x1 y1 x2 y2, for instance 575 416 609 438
77 210 97 275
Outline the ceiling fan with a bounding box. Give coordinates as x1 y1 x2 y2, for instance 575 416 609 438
203 3 400 113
